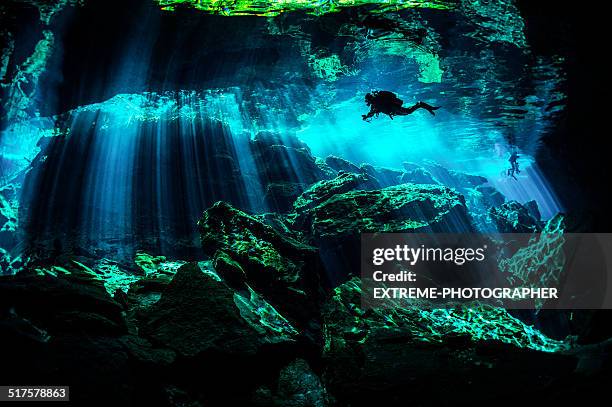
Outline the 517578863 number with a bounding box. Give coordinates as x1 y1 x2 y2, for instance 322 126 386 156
1 386 69 401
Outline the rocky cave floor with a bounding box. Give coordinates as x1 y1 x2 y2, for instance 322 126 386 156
1 130 612 406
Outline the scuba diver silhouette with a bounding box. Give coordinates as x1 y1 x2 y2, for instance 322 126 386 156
362 90 441 121
507 151 520 180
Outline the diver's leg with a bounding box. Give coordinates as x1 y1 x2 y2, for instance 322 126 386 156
417 101 441 116
396 102 441 116
508 167 517 180
395 104 419 115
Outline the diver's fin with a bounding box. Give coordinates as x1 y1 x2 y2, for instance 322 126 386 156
417 102 441 116
426 105 441 116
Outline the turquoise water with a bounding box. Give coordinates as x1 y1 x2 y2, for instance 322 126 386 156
0 1 569 264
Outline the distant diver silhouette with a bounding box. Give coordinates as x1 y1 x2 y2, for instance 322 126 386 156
362 90 441 121
507 151 520 180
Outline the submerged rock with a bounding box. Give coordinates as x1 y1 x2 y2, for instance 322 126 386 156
134 252 186 276
399 167 438 185
524 199 542 221
254 358 329 407
258 145 329 184
475 185 506 208
304 183 472 242
498 214 565 309
0 272 126 336
321 278 575 406
251 131 310 150
489 200 541 232
276 359 328 407
360 164 403 187
141 262 297 358
314 157 337 180
292 182 472 283
324 155 361 174
251 131 331 187
0 183 19 234
293 172 380 218
198 201 323 326
422 161 488 189
265 182 308 213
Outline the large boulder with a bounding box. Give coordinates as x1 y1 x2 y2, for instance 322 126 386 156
0 270 173 406
475 185 505 208
250 131 331 186
489 200 541 232
399 167 438 185
462 185 507 231
197 201 323 327
360 164 403 187
253 359 329 407
292 172 380 219
264 182 308 213
304 183 473 243
324 155 361 174
140 262 298 358
422 161 488 189
321 278 577 406
291 183 472 284
0 272 126 336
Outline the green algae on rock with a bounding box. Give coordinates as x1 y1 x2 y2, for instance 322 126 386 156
198 201 323 325
324 278 569 354
498 214 566 309
302 183 472 241
198 201 316 277
321 277 575 405
155 0 452 17
292 171 380 216
141 262 297 357
488 200 542 233
134 252 186 276
251 358 330 406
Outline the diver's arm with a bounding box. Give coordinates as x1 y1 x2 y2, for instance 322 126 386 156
362 108 377 121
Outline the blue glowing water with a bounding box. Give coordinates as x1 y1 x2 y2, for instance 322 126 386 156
0 10 568 265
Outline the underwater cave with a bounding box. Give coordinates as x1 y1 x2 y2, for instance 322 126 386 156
0 0 610 406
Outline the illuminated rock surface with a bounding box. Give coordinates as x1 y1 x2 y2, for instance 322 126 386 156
141 262 298 357
321 278 576 405
155 0 452 16
198 201 323 326
303 183 472 240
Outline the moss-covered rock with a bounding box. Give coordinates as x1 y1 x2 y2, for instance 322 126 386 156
213 250 247 289
305 183 472 242
253 358 329 407
198 201 323 327
293 182 473 283
321 278 575 406
292 172 380 218
489 200 541 232
141 262 298 358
